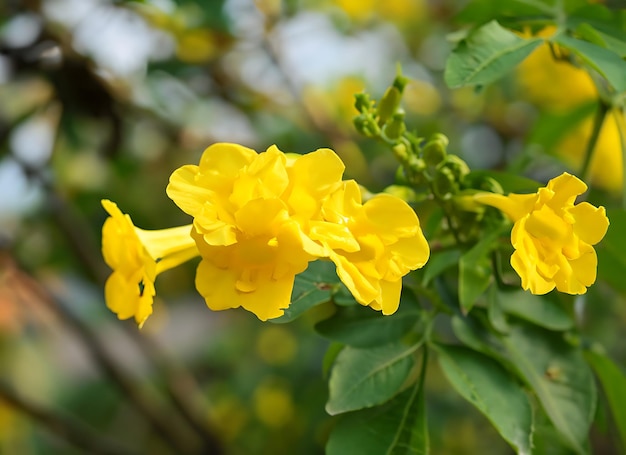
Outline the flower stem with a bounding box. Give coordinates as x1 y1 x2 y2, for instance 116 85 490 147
613 109 626 210
579 101 609 184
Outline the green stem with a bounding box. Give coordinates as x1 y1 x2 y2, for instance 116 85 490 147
613 109 626 210
579 102 609 183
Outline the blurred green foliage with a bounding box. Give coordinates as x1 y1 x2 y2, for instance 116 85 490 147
1 0 625 454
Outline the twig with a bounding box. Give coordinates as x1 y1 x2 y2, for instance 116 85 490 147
0 379 140 455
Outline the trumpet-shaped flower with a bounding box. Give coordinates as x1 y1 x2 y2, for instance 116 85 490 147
101 200 199 327
310 180 430 314
475 173 609 295
166 143 345 320
166 142 430 319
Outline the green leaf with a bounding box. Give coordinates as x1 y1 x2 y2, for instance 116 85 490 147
585 350 626 452
494 288 574 331
465 170 541 193
597 209 626 292
326 341 420 415
452 316 596 454
272 260 339 323
455 0 555 24
445 20 543 89
568 5 626 57
553 34 626 93
421 249 461 285
436 344 533 454
315 290 421 348
458 227 506 313
327 349 429 455
501 322 596 454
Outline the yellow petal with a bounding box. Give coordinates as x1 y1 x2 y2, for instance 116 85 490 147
545 172 587 209
195 259 294 321
510 250 555 295
524 206 570 242
329 252 379 304
234 198 289 237
308 221 360 252
378 279 402 315
474 192 537 221
361 194 419 238
569 202 609 245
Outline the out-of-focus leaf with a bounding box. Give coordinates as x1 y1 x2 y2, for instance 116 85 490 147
458 228 505 313
272 261 339 323
465 170 541 193
527 102 597 153
494 288 574 331
436 344 533 454
568 5 626 57
315 290 421 348
455 0 555 25
597 209 626 292
421 248 461 285
554 34 626 93
326 341 420 415
585 350 626 452
327 349 428 455
445 21 543 88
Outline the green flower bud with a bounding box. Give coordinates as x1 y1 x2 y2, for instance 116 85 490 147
478 176 503 194
383 111 406 140
433 166 458 198
354 93 373 114
423 134 449 167
353 114 380 138
440 155 470 182
395 165 408 184
377 86 402 124
392 73 409 93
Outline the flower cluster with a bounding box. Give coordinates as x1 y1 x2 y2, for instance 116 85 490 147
475 173 609 295
102 143 430 324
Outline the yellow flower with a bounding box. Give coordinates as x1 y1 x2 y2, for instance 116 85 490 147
475 173 609 295
166 143 343 321
166 142 429 319
516 28 623 192
101 200 199 327
310 180 430 314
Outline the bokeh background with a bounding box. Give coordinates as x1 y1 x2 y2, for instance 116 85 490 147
1 0 625 453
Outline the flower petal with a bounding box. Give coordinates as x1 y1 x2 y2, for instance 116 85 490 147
569 202 609 245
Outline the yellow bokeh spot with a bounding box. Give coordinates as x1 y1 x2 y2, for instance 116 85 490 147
176 29 217 64
404 79 442 116
208 395 249 442
256 326 297 366
253 381 295 429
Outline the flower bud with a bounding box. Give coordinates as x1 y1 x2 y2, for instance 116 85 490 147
433 166 458 198
377 86 402 124
383 111 406 140
354 93 372 114
423 133 449 167
440 155 470 182
353 114 380 138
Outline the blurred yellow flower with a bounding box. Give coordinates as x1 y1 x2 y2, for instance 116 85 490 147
311 180 430 314
516 29 623 192
333 0 425 25
475 173 609 295
101 200 199 327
